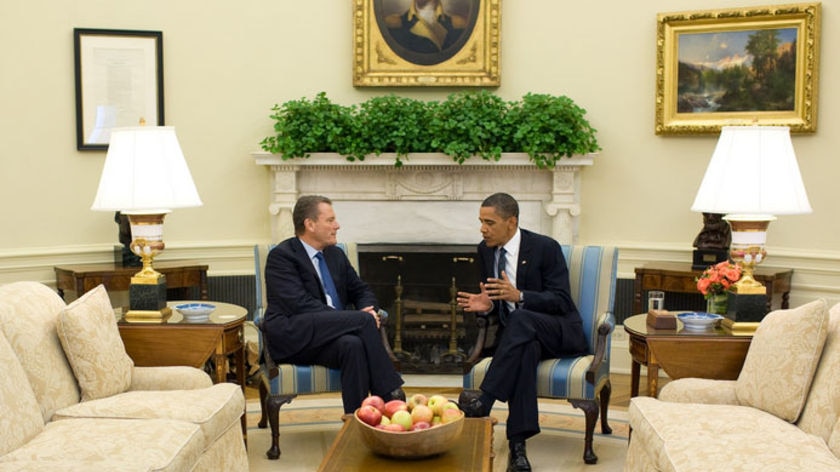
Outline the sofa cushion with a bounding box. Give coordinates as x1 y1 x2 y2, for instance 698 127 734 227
831 417 840 459
0 281 80 421
629 396 840 471
57 285 134 401
53 383 244 449
0 417 203 472
736 299 829 422
797 303 840 443
0 330 44 456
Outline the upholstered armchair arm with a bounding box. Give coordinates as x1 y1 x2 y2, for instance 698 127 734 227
658 378 740 405
129 366 213 391
586 311 615 385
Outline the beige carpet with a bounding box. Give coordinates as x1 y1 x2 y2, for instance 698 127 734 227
245 393 629 471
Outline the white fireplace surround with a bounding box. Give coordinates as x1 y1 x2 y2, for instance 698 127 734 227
253 152 593 246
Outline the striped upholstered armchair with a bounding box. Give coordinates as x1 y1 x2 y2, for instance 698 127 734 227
462 245 618 464
252 244 397 460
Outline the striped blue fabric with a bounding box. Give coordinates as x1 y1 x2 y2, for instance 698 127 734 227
464 245 618 401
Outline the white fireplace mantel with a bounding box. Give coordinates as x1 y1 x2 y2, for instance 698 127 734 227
253 152 594 245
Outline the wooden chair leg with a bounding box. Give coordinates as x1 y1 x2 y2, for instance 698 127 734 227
599 380 613 435
265 393 296 460
569 398 599 465
257 379 268 429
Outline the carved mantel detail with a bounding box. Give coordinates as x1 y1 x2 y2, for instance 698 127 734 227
253 152 593 245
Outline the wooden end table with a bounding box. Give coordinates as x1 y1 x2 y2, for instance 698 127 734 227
633 262 792 315
117 301 247 440
318 415 495 471
624 313 753 398
55 260 209 300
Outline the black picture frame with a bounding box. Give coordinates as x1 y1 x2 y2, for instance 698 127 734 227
74 28 164 151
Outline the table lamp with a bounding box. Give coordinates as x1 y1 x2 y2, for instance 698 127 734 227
691 125 811 320
91 126 202 321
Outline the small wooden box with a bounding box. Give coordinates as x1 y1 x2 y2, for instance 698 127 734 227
646 309 677 329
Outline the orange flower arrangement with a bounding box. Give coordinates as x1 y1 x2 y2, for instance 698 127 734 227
696 261 742 299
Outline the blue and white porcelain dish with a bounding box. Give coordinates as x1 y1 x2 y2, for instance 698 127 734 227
174 303 216 321
677 312 723 330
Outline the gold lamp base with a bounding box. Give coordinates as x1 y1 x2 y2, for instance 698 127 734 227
125 307 173 323
125 212 170 322
725 215 775 295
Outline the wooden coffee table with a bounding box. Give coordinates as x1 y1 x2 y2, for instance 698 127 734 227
318 415 495 471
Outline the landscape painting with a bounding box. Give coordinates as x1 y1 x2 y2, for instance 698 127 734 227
655 3 821 135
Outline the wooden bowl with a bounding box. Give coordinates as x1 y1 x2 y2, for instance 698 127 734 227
353 409 465 458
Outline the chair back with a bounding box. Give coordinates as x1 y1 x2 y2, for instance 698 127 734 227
560 245 618 356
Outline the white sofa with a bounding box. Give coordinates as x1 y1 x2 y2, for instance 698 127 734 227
0 282 248 471
625 299 840 471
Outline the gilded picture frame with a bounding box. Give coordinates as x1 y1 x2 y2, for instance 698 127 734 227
655 3 820 135
353 0 500 87
74 28 164 150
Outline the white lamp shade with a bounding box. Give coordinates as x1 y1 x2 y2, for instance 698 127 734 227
691 126 811 216
91 126 202 212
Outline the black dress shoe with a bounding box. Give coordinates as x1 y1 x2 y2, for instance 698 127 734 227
458 390 491 417
386 388 406 402
507 441 532 472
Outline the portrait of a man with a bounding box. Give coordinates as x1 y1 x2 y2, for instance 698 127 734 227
375 0 479 66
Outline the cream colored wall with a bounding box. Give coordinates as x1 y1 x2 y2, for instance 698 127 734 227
1 1 838 307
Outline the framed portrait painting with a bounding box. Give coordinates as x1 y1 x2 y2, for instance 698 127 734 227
655 3 820 135
353 0 500 87
74 28 164 150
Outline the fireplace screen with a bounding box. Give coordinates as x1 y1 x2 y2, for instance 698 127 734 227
358 244 480 374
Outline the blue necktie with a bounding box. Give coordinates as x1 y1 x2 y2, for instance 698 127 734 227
497 247 509 325
315 252 343 310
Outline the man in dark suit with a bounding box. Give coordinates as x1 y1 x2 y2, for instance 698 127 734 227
261 195 404 413
457 193 588 472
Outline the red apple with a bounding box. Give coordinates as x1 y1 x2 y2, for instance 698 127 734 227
361 395 385 414
426 394 448 416
390 409 413 431
382 423 405 432
410 404 434 425
407 393 427 411
410 421 431 431
356 405 382 426
383 399 408 418
440 408 462 424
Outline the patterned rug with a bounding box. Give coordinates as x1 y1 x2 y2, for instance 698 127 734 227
245 393 629 471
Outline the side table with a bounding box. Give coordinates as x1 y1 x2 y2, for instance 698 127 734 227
55 260 209 300
623 314 753 397
633 262 792 315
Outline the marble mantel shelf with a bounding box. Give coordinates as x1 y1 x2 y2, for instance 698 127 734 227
253 152 594 245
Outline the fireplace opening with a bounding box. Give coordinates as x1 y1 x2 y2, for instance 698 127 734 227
358 244 481 374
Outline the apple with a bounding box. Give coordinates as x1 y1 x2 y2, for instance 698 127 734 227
440 408 462 424
410 421 431 431
431 416 442 426
382 423 405 432
407 393 427 411
356 405 382 426
390 410 413 431
361 395 385 414
410 404 434 424
379 416 390 426
426 394 448 416
383 399 408 418
441 401 460 414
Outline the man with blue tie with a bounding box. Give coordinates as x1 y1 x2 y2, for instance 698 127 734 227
262 195 404 413
456 192 588 472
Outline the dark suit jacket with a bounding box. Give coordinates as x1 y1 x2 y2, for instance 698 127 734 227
263 237 378 359
479 228 582 324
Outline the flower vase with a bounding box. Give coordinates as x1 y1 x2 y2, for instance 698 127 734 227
706 293 728 315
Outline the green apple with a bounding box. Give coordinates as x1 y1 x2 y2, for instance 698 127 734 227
390 409 413 431
440 408 462 424
426 394 448 416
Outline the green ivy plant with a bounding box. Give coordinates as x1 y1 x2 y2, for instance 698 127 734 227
260 91 600 167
